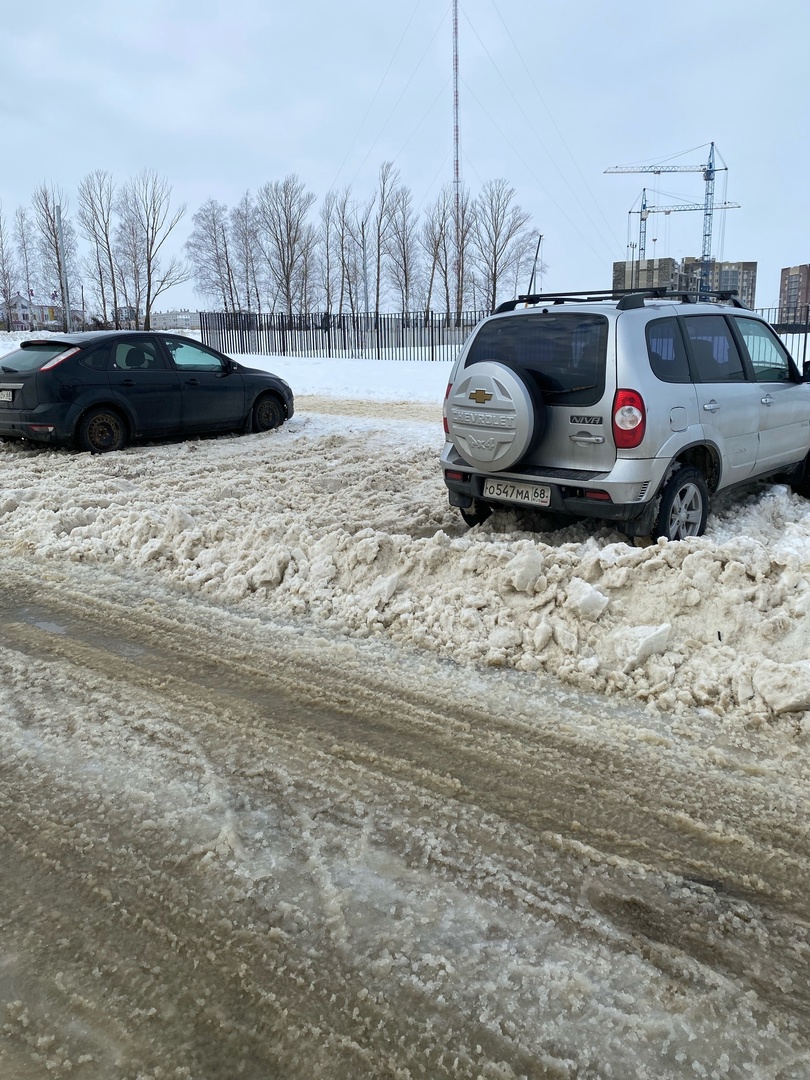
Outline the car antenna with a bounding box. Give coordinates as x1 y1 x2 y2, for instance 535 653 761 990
525 234 543 297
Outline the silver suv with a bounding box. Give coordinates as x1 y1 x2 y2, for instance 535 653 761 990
441 289 810 540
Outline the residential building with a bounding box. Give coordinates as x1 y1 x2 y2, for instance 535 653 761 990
0 291 61 330
680 258 757 307
612 257 680 292
148 309 200 331
611 258 757 307
778 265 810 322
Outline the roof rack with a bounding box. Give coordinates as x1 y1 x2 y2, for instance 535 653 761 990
494 288 746 314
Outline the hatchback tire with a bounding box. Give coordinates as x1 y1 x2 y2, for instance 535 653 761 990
652 466 708 541
253 395 283 433
77 407 128 454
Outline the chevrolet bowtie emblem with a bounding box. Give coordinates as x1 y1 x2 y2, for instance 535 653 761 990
469 389 492 404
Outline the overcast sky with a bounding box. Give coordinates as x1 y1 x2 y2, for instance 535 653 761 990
2 0 805 309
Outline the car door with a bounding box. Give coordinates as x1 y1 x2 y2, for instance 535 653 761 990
731 315 810 474
682 315 759 486
107 338 182 435
160 337 246 432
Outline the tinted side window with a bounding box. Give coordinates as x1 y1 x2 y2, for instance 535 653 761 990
164 338 226 372
646 318 691 383
683 316 746 383
465 313 608 406
733 317 793 382
79 345 109 371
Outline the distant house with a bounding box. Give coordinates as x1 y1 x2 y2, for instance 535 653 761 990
0 291 61 330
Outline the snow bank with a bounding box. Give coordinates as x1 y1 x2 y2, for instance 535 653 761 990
2 398 810 732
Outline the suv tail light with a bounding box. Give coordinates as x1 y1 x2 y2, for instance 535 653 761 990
612 389 646 448
443 381 452 434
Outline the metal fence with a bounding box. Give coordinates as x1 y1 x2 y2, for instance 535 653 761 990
199 305 810 365
199 310 491 362
757 306 810 369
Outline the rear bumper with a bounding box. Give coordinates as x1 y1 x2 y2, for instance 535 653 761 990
0 405 74 445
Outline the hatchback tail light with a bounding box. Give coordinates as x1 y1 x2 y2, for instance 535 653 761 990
39 347 81 371
612 389 646 448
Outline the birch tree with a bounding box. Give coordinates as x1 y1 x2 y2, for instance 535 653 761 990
78 170 120 327
255 174 316 316
32 183 76 331
471 179 532 312
116 170 189 329
186 198 237 311
230 192 262 313
14 207 36 320
0 205 18 330
385 183 419 313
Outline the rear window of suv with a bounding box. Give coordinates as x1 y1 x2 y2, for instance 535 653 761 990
465 313 607 405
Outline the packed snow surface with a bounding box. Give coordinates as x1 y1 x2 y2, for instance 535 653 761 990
1 331 809 1079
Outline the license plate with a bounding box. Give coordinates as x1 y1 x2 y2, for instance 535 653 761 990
0 390 11 402
483 479 551 507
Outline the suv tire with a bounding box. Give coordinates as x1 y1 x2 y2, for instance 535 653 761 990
652 465 709 541
459 499 492 527
445 361 545 472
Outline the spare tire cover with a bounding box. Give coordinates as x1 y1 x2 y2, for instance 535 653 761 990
446 360 536 471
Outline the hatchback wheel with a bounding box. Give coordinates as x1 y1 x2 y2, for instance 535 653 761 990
253 395 283 432
78 407 127 453
652 466 708 541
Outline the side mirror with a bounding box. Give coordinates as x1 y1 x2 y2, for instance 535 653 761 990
804 360 810 382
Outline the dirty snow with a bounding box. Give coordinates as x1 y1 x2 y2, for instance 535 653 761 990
1 330 809 1079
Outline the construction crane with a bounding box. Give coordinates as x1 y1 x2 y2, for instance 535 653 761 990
605 143 732 294
631 187 740 261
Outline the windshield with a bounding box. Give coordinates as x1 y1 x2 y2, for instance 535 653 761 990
0 343 77 373
465 313 608 405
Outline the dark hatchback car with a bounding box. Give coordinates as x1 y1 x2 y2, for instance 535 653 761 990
0 330 294 452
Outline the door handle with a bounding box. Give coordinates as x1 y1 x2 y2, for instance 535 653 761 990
185 378 200 386
761 394 775 406
121 379 135 386
569 433 605 444
703 400 720 413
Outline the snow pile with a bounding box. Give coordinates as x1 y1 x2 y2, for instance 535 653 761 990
2 402 810 730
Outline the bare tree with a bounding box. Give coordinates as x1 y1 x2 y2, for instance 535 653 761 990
317 190 340 314
372 162 398 316
255 174 316 316
0 204 18 330
116 170 189 329
471 179 532 312
452 186 475 322
32 183 76 331
14 207 36 322
230 192 262 313
335 188 362 314
419 186 453 316
186 199 237 311
78 170 120 327
385 183 419 313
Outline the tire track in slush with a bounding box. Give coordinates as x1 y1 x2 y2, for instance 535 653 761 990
0 562 808 1078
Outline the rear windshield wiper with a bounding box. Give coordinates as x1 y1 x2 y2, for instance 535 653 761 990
543 384 597 395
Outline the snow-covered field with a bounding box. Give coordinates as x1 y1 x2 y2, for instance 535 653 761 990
1 329 809 1079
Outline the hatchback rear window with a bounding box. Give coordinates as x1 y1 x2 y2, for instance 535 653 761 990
465 313 607 405
0 343 79 373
